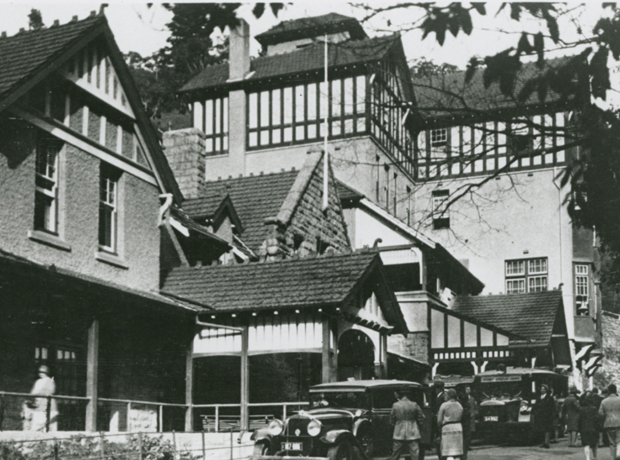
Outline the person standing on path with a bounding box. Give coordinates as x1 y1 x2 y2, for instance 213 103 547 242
579 395 602 460
599 383 620 460
389 388 426 460
434 381 448 457
438 389 463 460
564 387 581 447
532 384 555 448
23 365 58 432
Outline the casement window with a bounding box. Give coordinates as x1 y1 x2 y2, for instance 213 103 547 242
430 128 448 151
505 257 548 294
432 189 450 230
575 264 590 315
195 97 228 156
99 164 121 253
34 135 63 234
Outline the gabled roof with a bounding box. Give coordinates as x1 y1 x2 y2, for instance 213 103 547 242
180 34 400 94
169 206 230 248
411 56 576 120
453 290 565 345
184 170 299 251
0 13 182 203
255 13 367 46
161 250 407 332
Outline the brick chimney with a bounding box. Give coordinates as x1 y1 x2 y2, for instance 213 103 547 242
227 19 250 175
162 128 206 199
229 19 250 81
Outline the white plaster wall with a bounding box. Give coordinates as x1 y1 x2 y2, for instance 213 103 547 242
352 208 411 248
413 167 576 338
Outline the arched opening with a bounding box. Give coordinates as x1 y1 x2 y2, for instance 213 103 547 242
338 330 375 381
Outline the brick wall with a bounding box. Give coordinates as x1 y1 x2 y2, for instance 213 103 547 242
163 129 206 199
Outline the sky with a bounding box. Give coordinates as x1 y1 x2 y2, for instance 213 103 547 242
0 2 618 104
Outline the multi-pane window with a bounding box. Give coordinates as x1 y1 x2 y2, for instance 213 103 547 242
505 257 548 294
34 136 62 234
575 264 590 315
246 75 367 149
432 190 450 230
195 97 228 156
99 164 120 252
416 113 567 179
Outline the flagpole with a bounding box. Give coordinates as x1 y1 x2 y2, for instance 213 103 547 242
322 32 329 211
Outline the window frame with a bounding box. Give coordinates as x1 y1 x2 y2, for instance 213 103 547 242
575 263 590 316
34 134 63 235
432 189 450 230
504 257 548 294
99 164 121 254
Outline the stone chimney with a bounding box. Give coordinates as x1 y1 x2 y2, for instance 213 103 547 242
162 128 206 199
227 19 250 176
229 19 250 81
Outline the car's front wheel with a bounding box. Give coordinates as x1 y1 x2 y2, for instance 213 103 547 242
327 442 352 460
253 442 269 457
356 427 375 457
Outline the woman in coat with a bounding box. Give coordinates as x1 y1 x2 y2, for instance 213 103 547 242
437 389 463 460
532 384 555 448
564 387 581 447
578 395 602 460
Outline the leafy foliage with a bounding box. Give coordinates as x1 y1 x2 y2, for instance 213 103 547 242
28 9 44 31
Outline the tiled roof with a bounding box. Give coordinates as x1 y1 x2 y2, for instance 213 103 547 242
183 171 299 251
0 14 105 104
453 290 564 345
183 188 229 218
255 13 367 46
336 181 364 202
161 251 379 311
180 34 398 93
411 56 575 119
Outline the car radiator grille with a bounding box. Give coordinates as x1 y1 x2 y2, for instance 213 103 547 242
286 418 310 436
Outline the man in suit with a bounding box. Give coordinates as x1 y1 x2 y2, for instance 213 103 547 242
390 388 426 460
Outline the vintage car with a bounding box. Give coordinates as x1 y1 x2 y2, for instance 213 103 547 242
251 380 432 460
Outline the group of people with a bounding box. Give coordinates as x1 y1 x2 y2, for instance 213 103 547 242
388 381 476 460
533 383 620 460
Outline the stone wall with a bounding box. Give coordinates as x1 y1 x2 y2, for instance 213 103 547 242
595 312 620 389
388 332 430 364
162 129 206 200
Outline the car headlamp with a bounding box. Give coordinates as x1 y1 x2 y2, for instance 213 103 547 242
268 419 284 436
307 419 322 437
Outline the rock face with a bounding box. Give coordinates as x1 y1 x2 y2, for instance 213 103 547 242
595 312 620 389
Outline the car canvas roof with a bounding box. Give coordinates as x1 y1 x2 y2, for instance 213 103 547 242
309 380 422 392
477 367 559 377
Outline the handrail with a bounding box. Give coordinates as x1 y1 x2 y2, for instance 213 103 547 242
193 402 307 408
98 397 188 407
0 390 89 401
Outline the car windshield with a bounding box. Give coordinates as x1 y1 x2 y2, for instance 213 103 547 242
309 391 368 409
478 380 523 400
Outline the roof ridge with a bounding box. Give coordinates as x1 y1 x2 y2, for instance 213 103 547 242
0 13 104 42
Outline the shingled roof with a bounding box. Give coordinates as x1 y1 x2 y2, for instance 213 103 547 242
411 56 576 119
161 250 406 332
452 290 565 345
0 13 183 203
255 13 367 46
180 34 399 93
183 171 299 251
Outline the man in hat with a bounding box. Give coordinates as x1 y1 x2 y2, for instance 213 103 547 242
23 365 58 431
389 387 426 460
599 383 620 459
533 384 555 448
563 386 581 447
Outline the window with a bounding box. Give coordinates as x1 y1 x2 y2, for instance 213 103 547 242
575 264 590 315
200 97 228 156
34 135 62 234
99 164 120 252
505 257 548 294
431 128 448 148
432 190 450 230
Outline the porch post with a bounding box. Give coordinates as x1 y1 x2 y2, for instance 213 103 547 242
380 333 388 378
85 318 99 432
185 337 194 432
240 325 249 431
322 318 335 383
